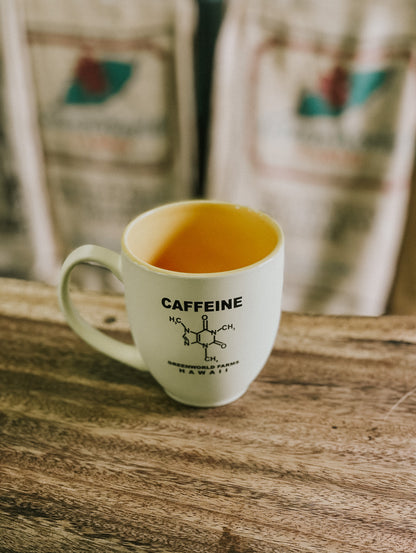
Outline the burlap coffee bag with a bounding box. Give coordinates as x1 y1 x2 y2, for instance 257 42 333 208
4 0 197 289
207 0 416 315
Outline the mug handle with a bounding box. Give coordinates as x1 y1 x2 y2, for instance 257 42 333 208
58 244 147 371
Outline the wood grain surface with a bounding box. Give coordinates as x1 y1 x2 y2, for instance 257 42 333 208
1 278 416 553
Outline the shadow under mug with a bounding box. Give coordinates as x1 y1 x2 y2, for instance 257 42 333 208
58 200 284 407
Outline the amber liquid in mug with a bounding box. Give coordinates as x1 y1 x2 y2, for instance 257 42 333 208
125 203 279 274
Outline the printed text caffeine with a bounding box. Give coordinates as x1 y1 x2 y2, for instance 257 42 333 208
161 296 243 312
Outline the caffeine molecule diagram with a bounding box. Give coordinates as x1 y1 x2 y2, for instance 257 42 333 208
169 314 235 362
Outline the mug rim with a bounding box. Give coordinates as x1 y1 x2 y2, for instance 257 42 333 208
121 199 284 278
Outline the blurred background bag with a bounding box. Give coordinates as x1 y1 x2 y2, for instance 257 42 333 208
207 0 416 315
0 36 34 280
1 0 197 290
1 0 58 283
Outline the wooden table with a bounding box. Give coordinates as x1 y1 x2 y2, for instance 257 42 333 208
1 277 415 552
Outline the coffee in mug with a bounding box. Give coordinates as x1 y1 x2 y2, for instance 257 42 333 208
58 200 284 407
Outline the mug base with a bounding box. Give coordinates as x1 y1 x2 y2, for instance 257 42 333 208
164 388 248 408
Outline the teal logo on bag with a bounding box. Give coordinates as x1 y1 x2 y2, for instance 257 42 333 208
65 55 133 104
298 65 391 117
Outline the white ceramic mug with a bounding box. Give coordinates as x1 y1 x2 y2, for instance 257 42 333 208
58 200 284 407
